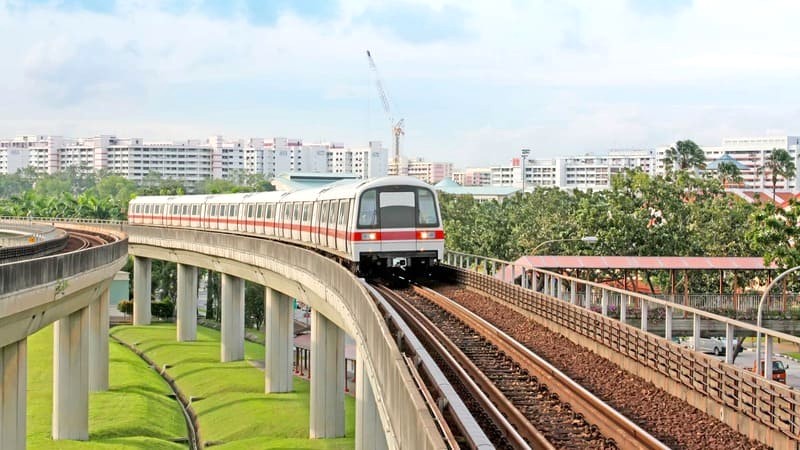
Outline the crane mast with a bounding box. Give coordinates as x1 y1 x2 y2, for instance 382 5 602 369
366 50 404 170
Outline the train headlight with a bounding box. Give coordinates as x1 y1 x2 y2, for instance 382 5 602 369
361 232 378 241
418 231 437 239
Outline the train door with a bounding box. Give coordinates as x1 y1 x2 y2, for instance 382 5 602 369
336 199 350 252
378 189 416 255
319 201 329 248
300 203 310 242
265 204 274 236
310 201 320 245
143 205 152 224
291 203 300 240
328 201 339 251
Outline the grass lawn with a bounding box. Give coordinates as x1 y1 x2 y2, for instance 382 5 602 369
110 324 355 449
27 325 187 449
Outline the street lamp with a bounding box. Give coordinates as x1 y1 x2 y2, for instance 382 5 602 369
521 148 531 193
531 236 599 254
755 265 800 380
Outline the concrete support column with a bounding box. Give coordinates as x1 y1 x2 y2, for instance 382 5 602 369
355 347 388 450
221 274 244 362
555 278 562 299
641 301 649 332
53 307 89 441
620 294 628 322
88 289 109 392
133 256 151 325
570 280 577 305
310 310 345 439
725 323 735 364
601 289 608 316
0 339 26 450
265 287 293 392
664 306 673 341
543 275 550 296
585 285 592 308
531 271 538 292
692 313 701 351
176 264 198 342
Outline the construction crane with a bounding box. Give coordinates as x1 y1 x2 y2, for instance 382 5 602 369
366 50 404 168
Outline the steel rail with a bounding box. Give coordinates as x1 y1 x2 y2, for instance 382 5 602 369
374 284 548 450
413 285 671 450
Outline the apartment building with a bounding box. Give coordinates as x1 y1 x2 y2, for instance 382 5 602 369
452 167 492 186
389 157 453 184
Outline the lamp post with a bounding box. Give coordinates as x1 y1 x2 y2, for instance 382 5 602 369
521 148 530 193
755 265 800 380
531 236 599 255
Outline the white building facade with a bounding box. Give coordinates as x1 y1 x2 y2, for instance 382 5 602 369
0 134 389 185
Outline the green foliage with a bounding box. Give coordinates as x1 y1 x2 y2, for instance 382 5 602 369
746 200 800 270
118 300 134 315
244 281 265 329
662 139 706 172
151 300 175 319
716 161 743 186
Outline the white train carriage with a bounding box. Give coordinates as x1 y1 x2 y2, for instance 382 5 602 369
127 176 445 273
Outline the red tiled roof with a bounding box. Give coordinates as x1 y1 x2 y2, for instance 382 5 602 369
513 255 774 270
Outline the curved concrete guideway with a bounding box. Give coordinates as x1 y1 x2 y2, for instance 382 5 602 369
0 223 127 449
126 224 445 449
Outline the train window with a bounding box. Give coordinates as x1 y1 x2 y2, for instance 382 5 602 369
182 205 188 215
293 203 301 221
358 190 378 227
417 188 439 226
144 205 151 214
329 202 338 227
256 205 263 219
220 205 227 217
302 204 310 222
266 204 273 219
379 191 415 228
338 200 349 225
210 205 217 216
172 205 179 215
192 205 198 215
320 202 329 225
247 205 254 218
229 205 237 217
134 205 141 214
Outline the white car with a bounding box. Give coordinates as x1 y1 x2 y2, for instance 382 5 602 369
682 336 735 356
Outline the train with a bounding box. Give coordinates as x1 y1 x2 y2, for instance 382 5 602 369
127 176 445 275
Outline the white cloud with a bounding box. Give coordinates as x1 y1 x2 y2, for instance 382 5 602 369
0 0 799 166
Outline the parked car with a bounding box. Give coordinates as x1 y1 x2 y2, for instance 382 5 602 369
748 360 788 384
683 336 736 356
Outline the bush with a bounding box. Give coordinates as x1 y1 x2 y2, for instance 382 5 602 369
151 301 175 319
118 300 133 315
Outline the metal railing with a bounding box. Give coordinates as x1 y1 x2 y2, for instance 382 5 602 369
443 249 800 447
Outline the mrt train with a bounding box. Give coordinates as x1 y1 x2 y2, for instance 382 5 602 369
127 176 445 275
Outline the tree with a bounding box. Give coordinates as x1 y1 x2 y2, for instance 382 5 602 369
662 140 706 172
746 200 800 270
716 161 743 187
761 148 796 202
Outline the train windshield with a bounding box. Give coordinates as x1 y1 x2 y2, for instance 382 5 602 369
357 187 439 229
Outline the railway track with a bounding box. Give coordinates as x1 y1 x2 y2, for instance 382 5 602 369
374 282 670 450
60 230 112 252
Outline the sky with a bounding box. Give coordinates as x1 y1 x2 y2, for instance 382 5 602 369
1 0 800 167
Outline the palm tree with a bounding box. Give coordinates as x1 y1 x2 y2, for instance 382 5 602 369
716 161 743 187
761 148 797 202
663 140 706 172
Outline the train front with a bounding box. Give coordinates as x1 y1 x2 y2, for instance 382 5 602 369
353 178 444 276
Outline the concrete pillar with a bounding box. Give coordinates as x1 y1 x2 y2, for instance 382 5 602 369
177 264 198 342
356 347 388 450
664 306 673 341
265 287 293 393
585 284 592 308
601 289 608 316
641 301 649 332
88 289 109 392
765 336 774 380
543 275 550 296
531 271 538 292
725 323 735 364
620 294 627 322
53 307 89 441
310 310 345 439
555 278 562 299
221 274 244 362
692 313 701 351
570 280 577 305
133 256 151 325
0 339 26 450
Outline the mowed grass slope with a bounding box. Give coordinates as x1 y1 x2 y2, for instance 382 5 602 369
111 324 355 449
27 325 186 450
